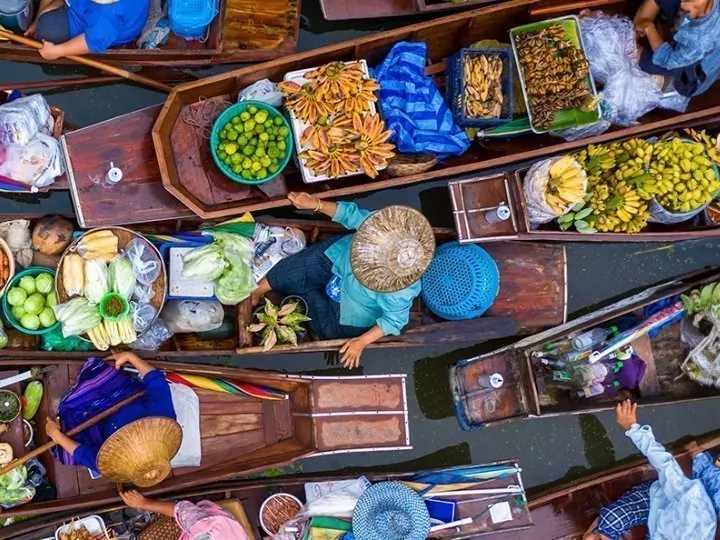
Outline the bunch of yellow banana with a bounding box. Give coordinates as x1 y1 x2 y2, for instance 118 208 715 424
613 185 646 224
545 156 588 214
464 53 504 119
685 128 720 165
77 230 118 262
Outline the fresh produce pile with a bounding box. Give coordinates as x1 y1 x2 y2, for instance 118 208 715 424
514 23 592 130
0 250 10 292
215 104 290 182
6 272 56 331
543 156 588 215
278 61 395 178
463 53 504 119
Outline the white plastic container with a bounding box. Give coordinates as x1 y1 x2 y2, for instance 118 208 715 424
168 246 215 299
283 60 385 184
55 515 106 540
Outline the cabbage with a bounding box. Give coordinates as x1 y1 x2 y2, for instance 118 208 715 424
182 244 227 281
214 264 256 306
23 293 45 316
84 259 109 304
211 231 253 267
35 273 54 295
6 287 26 307
53 297 102 337
109 256 136 299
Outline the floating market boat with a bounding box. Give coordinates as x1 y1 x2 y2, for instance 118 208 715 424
0 358 411 520
2 460 532 539
0 215 566 358
318 0 503 22
451 267 720 430
0 0 302 67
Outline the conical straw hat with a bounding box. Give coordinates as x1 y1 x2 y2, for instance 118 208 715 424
351 206 435 293
97 417 182 488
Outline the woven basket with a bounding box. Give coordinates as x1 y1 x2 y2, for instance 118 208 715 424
385 154 438 177
137 517 182 540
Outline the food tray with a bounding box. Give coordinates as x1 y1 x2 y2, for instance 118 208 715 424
510 16 601 134
55 227 167 340
160 242 216 300
447 48 514 128
283 60 385 184
55 515 106 540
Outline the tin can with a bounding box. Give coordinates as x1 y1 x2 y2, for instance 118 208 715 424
485 205 511 223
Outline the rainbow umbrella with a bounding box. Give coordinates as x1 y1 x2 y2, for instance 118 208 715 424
166 372 287 401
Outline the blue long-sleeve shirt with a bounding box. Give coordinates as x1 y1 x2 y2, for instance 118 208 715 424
72 369 176 473
324 202 421 336
67 0 151 53
624 424 716 540
652 0 720 96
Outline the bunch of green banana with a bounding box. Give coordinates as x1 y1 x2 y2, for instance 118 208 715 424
681 281 720 315
557 202 597 233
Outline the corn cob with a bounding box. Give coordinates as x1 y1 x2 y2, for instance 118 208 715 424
77 230 118 261
62 253 85 297
118 317 137 344
104 319 121 346
88 325 109 351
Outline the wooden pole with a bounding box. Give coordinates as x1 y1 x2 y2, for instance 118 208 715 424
0 29 173 93
4 76 123 91
0 392 145 476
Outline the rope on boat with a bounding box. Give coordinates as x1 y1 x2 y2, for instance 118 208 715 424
181 96 233 158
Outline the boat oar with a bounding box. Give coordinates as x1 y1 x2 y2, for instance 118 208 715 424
0 391 145 477
0 28 173 93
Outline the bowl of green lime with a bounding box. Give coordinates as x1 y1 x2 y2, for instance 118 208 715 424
2 266 59 335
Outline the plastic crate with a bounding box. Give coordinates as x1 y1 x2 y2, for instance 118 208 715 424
159 241 217 300
446 48 514 129
169 0 218 40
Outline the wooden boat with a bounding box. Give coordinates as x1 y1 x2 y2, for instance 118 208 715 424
449 120 720 243
0 0 302 67
450 267 720 430
0 215 567 359
137 0 720 221
0 358 411 520
318 0 503 22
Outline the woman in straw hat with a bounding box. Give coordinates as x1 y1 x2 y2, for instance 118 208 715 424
252 192 435 368
120 489 250 539
46 352 179 486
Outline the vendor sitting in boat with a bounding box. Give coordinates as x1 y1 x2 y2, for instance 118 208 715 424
24 0 150 60
46 352 180 487
633 0 720 96
251 192 435 368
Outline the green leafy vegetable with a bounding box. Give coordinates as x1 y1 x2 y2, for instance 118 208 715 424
182 244 228 281
109 256 136 299
214 265 255 306
53 297 102 338
83 259 109 304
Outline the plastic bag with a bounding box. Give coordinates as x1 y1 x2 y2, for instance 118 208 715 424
253 226 307 281
161 299 224 333
133 283 154 304
0 134 63 188
0 466 35 509
169 383 201 468
0 219 32 267
552 118 613 142
0 95 52 146
40 327 95 352
126 237 161 286
137 0 169 49
130 300 157 333
84 259 109 304
130 319 173 351
523 157 569 225
53 297 102 338
238 79 283 108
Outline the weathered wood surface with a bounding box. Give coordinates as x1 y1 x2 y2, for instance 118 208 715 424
0 0 301 67
320 0 512 19
0 370 26 463
450 174 520 242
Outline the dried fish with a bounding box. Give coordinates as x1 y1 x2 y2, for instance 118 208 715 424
463 53 504 119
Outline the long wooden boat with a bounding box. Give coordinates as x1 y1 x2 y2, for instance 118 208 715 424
451 267 720 430
9 432 720 540
0 215 567 359
0 358 410 520
1 460 531 539
0 0 301 67
318 0 504 22
140 0 720 220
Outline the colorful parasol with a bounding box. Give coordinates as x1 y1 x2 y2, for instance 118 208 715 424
166 372 288 401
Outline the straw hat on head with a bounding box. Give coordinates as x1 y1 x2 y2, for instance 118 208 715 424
97 417 182 488
352 481 430 540
351 206 435 293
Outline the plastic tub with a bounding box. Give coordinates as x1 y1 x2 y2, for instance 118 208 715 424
2 266 60 335
259 493 303 536
99 292 130 322
210 101 293 186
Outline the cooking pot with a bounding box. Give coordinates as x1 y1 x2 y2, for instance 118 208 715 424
0 0 34 33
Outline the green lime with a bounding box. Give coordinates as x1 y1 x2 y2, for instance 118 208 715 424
278 126 290 137
242 158 252 169
257 168 268 180
255 147 266 157
273 116 284 126
242 146 254 156
278 141 287 151
241 169 253 180
219 130 227 139
279 150 287 159
251 161 262 172
224 122 232 131
248 105 258 115
255 125 265 134
244 120 256 132
254 110 268 124
232 164 242 174
217 150 228 161
269 163 279 174
238 135 248 147
225 143 238 155
259 132 269 142
260 156 271 168
227 130 239 141
240 111 251 121
231 153 242 164
268 147 279 159
231 116 241 125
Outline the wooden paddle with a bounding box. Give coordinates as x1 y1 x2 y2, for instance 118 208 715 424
0 391 146 476
0 28 173 93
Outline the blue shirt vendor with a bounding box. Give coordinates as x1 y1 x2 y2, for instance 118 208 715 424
252 191 436 369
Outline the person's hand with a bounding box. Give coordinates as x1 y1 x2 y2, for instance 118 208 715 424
288 192 320 211
45 418 62 441
107 351 140 370
615 399 638 431
24 21 37 37
340 337 366 369
39 41 63 61
120 489 149 510
0 424 8 435
634 19 655 38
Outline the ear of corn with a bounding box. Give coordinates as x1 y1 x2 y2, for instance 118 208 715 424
77 230 119 260
62 253 85 297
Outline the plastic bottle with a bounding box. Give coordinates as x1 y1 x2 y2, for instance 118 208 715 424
571 325 618 351
536 348 593 366
569 363 609 386
577 380 620 399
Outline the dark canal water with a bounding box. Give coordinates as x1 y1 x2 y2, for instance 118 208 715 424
2 0 720 493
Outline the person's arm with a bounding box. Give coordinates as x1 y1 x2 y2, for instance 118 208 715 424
633 0 661 26
46 418 80 456
120 490 176 518
340 326 384 368
651 32 707 70
40 35 91 60
107 351 155 377
288 192 370 230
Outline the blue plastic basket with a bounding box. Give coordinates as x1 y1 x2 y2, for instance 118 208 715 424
446 48 514 129
169 0 218 39
421 242 500 321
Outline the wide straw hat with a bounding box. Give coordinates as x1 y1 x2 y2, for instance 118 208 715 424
97 417 182 488
351 206 435 293
352 481 430 540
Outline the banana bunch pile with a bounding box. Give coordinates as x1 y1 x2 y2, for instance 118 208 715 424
463 53 504 119
544 156 588 215
644 138 720 213
685 128 720 166
87 318 137 351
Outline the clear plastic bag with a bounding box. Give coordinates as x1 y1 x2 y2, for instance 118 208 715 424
130 300 157 333
130 319 173 351
0 134 63 188
0 95 52 146
133 283 154 304
523 157 570 225
0 219 32 267
552 118 612 142
238 79 283 108
126 237 162 286
161 299 224 333
137 0 169 49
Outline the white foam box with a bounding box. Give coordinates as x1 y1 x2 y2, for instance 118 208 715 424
168 246 215 298
55 515 106 540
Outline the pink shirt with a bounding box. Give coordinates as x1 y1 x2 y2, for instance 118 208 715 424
174 500 250 540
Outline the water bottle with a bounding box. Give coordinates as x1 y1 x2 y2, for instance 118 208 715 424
569 363 609 386
571 325 618 351
535 348 593 366
577 383 606 398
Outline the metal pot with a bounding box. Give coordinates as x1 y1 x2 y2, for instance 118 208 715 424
0 0 34 32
